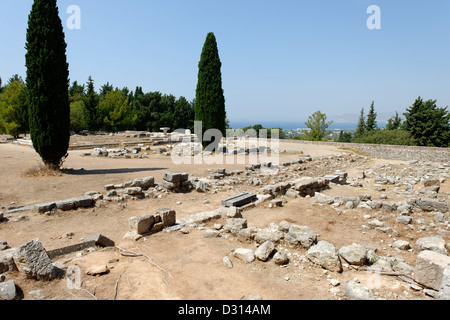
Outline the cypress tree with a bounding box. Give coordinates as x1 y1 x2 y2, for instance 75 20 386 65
194 32 226 148
366 101 378 131
25 0 70 170
355 108 366 137
82 76 100 131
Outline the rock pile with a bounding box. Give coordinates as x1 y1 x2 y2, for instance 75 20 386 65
177 209 450 300
124 208 177 241
161 173 193 192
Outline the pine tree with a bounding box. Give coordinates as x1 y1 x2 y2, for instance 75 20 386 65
404 97 450 147
302 111 333 141
385 112 402 130
194 32 226 148
82 76 100 131
25 0 70 170
366 101 378 131
355 108 366 137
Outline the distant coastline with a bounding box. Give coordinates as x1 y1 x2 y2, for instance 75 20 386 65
229 121 360 130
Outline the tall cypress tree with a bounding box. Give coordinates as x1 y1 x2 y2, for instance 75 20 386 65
25 0 70 170
366 101 378 131
82 76 100 131
194 32 226 148
355 108 366 137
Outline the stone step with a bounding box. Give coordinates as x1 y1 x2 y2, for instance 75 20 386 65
221 192 257 208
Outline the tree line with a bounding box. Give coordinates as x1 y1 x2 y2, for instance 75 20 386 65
3 0 448 171
0 74 196 136
69 77 195 133
305 99 449 148
1 0 227 170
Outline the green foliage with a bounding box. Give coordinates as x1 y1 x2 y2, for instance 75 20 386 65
302 111 333 141
337 130 353 143
366 101 378 131
173 96 195 131
69 100 85 133
355 108 366 137
352 129 416 146
403 97 450 147
386 112 403 130
100 82 114 97
69 80 84 102
0 80 28 138
98 89 136 132
194 32 226 147
238 124 284 139
26 0 70 169
82 76 100 131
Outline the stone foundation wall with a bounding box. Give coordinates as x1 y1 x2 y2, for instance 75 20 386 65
285 140 450 163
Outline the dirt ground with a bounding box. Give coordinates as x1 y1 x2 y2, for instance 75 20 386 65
0 138 447 301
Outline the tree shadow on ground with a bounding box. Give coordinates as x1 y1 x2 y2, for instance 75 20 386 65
64 167 168 176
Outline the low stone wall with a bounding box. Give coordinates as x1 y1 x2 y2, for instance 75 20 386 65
284 140 450 163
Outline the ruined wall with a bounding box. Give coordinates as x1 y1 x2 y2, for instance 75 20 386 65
285 140 450 163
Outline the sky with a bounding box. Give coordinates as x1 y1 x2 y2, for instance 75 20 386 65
1 0 449 128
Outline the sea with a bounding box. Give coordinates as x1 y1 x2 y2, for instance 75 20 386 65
229 121 358 130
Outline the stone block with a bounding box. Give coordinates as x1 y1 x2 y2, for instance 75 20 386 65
163 173 189 183
129 215 155 235
12 239 56 281
157 208 176 227
0 280 17 300
0 248 17 273
83 234 115 247
414 250 450 290
221 192 257 208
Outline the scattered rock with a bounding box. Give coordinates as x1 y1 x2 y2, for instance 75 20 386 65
233 248 255 263
223 256 233 269
339 243 368 266
393 240 411 251
82 234 115 247
0 280 17 300
344 281 375 300
414 250 450 290
86 265 110 276
129 215 155 235
255 241 276 262
416 236 447 255
306 241 342 273
224 218 248 235
285 225 317 249
12 238 56 281
273 251 289 265
439 265 450 300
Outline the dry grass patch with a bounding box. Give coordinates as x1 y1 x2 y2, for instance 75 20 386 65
23 163 62 178
338 146 373 158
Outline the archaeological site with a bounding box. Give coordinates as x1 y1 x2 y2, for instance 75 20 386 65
0 131 449 301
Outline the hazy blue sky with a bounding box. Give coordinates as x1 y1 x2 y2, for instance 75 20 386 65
1 0 449 126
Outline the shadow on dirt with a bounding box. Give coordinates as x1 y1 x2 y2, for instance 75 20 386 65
64 167 168 176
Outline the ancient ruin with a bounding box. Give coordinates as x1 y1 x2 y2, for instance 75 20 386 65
0 131 449 300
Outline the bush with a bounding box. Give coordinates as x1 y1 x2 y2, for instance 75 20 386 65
352 130 416 146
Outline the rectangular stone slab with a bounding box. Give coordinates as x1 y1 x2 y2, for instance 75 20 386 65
47 241 97 259
221 192 257 208
163 173 189 183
